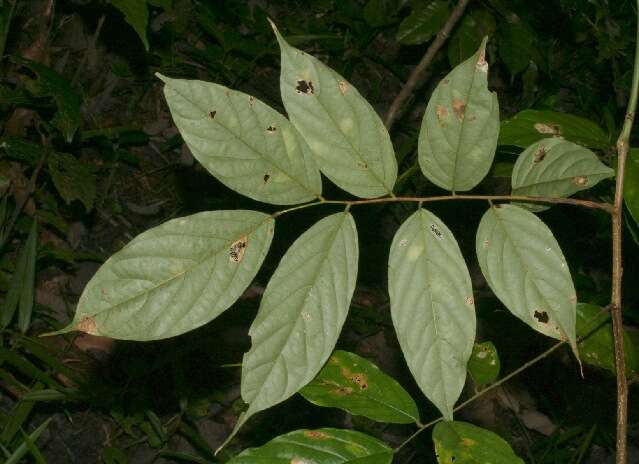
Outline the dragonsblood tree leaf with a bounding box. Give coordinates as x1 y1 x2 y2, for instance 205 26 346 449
511 138 614 210
389 209 475 420
419 38 499 192
271 20 397 199
227 428 392 464
52 210 274 340
498 110 610 150
158 73 322 205
432 421 525 463
230 212 358 446
300 350 420 424
475 204 578 353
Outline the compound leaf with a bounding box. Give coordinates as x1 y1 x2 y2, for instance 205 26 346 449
498 110 610 150
271 21 397 198
476 204 577 353
300 350 420 424
158 74 322 205
433 421 524 464
511 138 614 210
389 209 475 420
419 38 499 192
228 428 392 464
236 213 358 441
53 210 274 340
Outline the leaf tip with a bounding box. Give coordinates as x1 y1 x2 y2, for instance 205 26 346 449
155 72 168 84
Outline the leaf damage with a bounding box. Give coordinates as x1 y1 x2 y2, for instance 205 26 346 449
296 79 314 95
229 235 248 263
452 98 466 121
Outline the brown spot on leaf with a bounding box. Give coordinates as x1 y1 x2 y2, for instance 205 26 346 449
77 316 97 335
266 125 277 133
465 296 474 306
263 174 270 183
572 175 588 186
350 373 368 390
296 80 314 95
476 48 488 72
304 430 329 440
436 105 449 123
338 80 348 95
248 95 255 106
534 310 549 323
462 438 477 446
452 98 466 121
333 386 354 396
534 123 561 135
357 161 368 169
229 235 248 263
209 110 216 119
430 224 443 238
533 146 547 164
443 79 450 85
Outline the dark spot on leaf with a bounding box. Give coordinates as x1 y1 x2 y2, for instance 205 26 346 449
248 95 255 106
229 236 248 263
266 125 277 133
534 310 549 323
296 79 314 95
430 224 443 238
533 146 547 164
209 110 216 119
350 373 368 390
263 174 270 183
357 161 368 169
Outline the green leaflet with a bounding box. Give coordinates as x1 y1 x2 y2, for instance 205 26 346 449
158 74 322 205
300 350 420 424
624 149 639 227
388 209 475 420
419 38 499 192
271 21 397 199
467 341 500 388
498 110 610 150
48 152 97 211
14 57 81 143
111 0 150 50
227 428 392 464
432 421 524 464
234 213 358 445
447 10 496 67
577 303 638 376
53 210 274 340
511 138 614 210
396 0 449 45
1 220 37 330
475 204 578 353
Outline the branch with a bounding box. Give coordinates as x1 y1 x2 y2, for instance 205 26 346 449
610 3 639 464
272 194 613 218
384 0 471 131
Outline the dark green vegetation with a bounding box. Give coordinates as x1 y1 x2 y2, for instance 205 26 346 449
1 0 639 462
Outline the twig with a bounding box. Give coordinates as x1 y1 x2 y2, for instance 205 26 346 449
384 0 471 130
610 2 639 463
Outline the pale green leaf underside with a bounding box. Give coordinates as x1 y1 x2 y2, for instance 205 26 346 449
475 204 577 350
240 212 359 425
498 109 610 150
271 21 397 199
389 209 475 420
228 428 392 464
419 38 499 192
62 210 274 340
433 421 525 464
158 73 322 205
300 350 420 424
511 138 614 210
